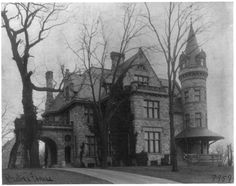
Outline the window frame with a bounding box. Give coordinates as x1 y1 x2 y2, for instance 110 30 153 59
144 100 160 119
195 112 202 127
185 113 190 128
134 75 149 85
144 131 161 153
86 136 96 157
84 106 94 124
194 88 201 101
65 86 70 100
184 90 189 102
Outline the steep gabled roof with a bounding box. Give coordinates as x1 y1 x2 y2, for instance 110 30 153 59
43 48 182 115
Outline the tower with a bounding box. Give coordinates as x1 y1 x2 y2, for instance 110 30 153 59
178 24 209 154
179 24 208 129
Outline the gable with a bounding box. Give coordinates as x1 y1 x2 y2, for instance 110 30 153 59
122 49 163 88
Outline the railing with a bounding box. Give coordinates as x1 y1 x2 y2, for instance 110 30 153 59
183 153 222 165
131 81 167 93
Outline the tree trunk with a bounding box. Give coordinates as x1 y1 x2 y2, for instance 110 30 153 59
100 120 108 168
169 95 178 172
8 141 19 168
22 80 40 168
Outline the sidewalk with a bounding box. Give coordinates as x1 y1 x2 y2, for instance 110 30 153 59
52 168 179 184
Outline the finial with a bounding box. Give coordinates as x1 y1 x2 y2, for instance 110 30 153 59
190 4 193 25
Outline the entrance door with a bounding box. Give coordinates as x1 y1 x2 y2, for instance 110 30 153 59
65 146 71 163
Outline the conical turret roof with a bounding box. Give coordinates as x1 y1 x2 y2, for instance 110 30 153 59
184 23 201 66
185 23 200 55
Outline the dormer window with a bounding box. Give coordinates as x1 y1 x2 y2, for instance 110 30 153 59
65 111 70 125
65 86 69 100
84 106 94 124
200 58 205 66
134 75 149 85
104 83 111 94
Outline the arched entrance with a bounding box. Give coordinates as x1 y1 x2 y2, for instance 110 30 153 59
39 137 57 167
65 146 71 163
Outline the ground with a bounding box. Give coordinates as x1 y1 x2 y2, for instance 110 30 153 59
2 165 234 184
2 169 110 184
109 165 234 183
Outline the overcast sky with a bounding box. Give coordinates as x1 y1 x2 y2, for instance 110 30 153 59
1 2 233 145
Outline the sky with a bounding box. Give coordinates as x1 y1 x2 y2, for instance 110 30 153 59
1 2 233 146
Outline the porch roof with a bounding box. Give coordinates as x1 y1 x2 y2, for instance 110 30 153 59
175 127 224 141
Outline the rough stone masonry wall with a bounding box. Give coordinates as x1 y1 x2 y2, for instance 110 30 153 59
181 78 207 128
130 93 170 165
70 104 96 167
40 129 72 166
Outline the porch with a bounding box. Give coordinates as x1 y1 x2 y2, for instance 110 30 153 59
183 153 223 165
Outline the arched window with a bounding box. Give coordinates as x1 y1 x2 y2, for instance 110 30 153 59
65 135 71 142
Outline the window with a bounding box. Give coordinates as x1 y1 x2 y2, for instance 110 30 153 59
144 100 160 119
134 75 149 85
55 116 60 122
84 107 94 124
185 114 190 128
194 88 201 101
137 64 146 71
195 112 202 127
144 131 161 153
86 136 96 156
65 86 70 100
184 90 189 102
65 135 71 142
49 116 55 122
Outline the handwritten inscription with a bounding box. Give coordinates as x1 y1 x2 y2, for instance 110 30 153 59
4 172 53 183
212 174 233 183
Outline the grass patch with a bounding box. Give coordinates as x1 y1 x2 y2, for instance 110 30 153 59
2 168 111 184
108 165 234 183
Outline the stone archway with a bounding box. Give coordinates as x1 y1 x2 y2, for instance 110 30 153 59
40 137 57 167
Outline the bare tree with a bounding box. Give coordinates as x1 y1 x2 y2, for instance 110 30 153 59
2 103 14 143
2 3 68 168
66 3 146 167
144 2 209 171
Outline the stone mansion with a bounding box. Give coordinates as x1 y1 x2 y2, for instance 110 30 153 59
37 24 223 167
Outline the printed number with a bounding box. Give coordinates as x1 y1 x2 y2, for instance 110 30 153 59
212 175 233 183
228 175 232 183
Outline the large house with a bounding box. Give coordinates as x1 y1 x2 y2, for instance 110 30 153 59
22 24 223 168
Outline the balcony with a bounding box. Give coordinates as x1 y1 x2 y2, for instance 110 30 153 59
130 81 167 94
183 153 222 165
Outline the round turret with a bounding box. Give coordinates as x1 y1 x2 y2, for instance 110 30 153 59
179 24 208 129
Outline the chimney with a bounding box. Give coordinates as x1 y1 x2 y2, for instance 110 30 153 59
45 71 53 111
110 52 125 71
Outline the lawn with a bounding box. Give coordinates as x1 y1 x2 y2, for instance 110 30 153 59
109 165 234 183
2 168 111 184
